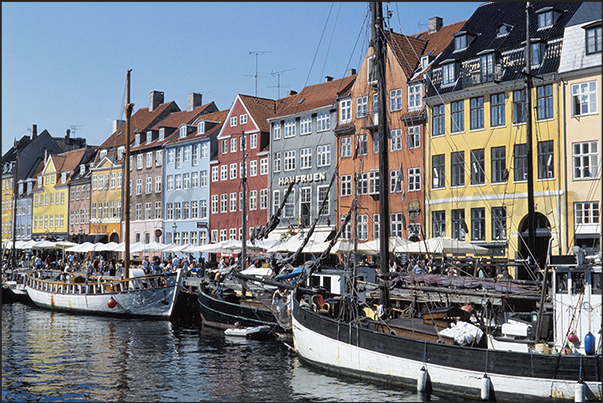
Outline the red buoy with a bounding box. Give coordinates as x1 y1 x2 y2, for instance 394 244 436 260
568 332 578 344
107 297 118 309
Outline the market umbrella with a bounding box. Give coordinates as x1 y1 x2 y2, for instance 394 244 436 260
422 236 489 255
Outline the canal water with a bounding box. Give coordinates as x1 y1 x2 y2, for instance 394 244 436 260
2 302 474 402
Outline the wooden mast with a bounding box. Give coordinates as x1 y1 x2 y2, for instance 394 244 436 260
124 69 134 278
372 1 391 307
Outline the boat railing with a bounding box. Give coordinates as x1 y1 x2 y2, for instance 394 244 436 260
25 270 173 295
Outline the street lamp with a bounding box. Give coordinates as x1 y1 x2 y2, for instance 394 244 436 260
172 222 177 244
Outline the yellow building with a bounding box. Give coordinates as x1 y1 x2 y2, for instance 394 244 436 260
2 173 14 242
89 155 123 243
559 4 602 255
423 2 584 279
32 155 67 240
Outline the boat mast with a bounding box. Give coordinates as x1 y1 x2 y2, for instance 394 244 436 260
372 1 391 302
524 2 537 272
124 69 134 278
11 149 18 268
241 130 247 271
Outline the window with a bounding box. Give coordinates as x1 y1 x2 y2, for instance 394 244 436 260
390 169 401 193
451 209 466 241
200 200 208 219
145 151 152 168
183 146 191 162
512 89 526 124
230 163 237 179
491 146 507 183
341 175 352 197
356 134 368 156
183 173 190 189
298 115 311 135
182 201 190 220
538 140 554 179
513 144 528 182
110 173 116 188
471 207 485 241
220 165 228 180
454 34 468 50
432 210 446 237
272 190 281 216
211 195 218 214
390 129 402 151
367 55 377 84
240 114 247 124
284 189 295 218
373 214 380 240
220 194 228 213
229 193 237 212
432 104 445 136
442 63 457 85
300 148 312 169
341 214 352 239
408 167 421 191
357 96 368 118
221 140 228 154
451 151 465 187
572 81 598 116
144 202 151 220
230 116 237 127
135 203 142 221
356 173 368 195
407 126 420 149
257 189 267 210
341 137 351 158
317 145 331 167
537 9 554 29
231 138 237 153
575 201 600 225
137 154 143 169
408 83 422 110
284 119 296 138
490 93 505 127
450 100 464 133
531 42 545 66
390 89 402 111
368 171 380 195
155 201 161 219
586 25 602 54
432 154 445 189
471 149 485 185
299 188 311 223
273 122 282 140
175 148 182 168
250 133 257 149
212 166 219 182
249 160 257 177
492 206 507 241
191 171 199 188
260 158 268 175
167 149 175 165
340 99 352 123
317 111 330 132
470 96 484 129
284 150 296 171
573 141 599 180
357 214 368 241
537 84 553 120
201 143 208 159
136 179 143 195
249 190 257 210
273 152 281 172
175 174 182 190
146 177 152 194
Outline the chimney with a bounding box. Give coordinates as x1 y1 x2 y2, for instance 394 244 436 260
287 90 298 96
188 93 203 112
428 16 443 34
31 124 37 140
66 129 71 139
325 75 333 82
113 119 125 133
346 68 356 77
149 90 164 112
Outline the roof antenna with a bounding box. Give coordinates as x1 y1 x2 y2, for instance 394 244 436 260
248 51 272 97
270 68 296 98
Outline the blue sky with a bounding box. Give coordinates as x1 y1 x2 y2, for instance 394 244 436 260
2 2 481 155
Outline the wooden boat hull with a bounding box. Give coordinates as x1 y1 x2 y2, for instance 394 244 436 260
197 284 284 332
2 283 31 304
24 269 182 319
291 292 601 401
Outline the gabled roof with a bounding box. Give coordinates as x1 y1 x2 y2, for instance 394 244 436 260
99 101 180 150
165 109 230 146
273 75 356 118
48 148 90 188
238 94 277 133
415 20 468 59
385 30 427 79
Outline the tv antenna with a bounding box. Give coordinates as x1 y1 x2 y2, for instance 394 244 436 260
270 68 296 98
70 125 82 136
248 51 272 96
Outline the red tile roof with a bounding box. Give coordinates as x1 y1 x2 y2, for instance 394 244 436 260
238 95 277 133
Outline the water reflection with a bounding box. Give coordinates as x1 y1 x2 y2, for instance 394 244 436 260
3 303 470 402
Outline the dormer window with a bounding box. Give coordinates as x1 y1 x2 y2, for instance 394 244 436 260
584 22 602 54
135 133 140 146
159 128 165 141
441 61 458 85
61 172 67 184
531 40 546 66
100 149 107 159
453 31 476 51
367 55 377 84
536 7 561 29
80 164 85 173
198 121 206 134
497 23 513 37
420 52 434 69
179 125 187 138
146 131 152 144
117 146 125 160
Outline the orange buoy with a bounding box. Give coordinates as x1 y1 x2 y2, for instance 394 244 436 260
107 297 118 309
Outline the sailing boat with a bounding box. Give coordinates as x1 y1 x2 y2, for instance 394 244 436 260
290 3 601 401
24 70 183 318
